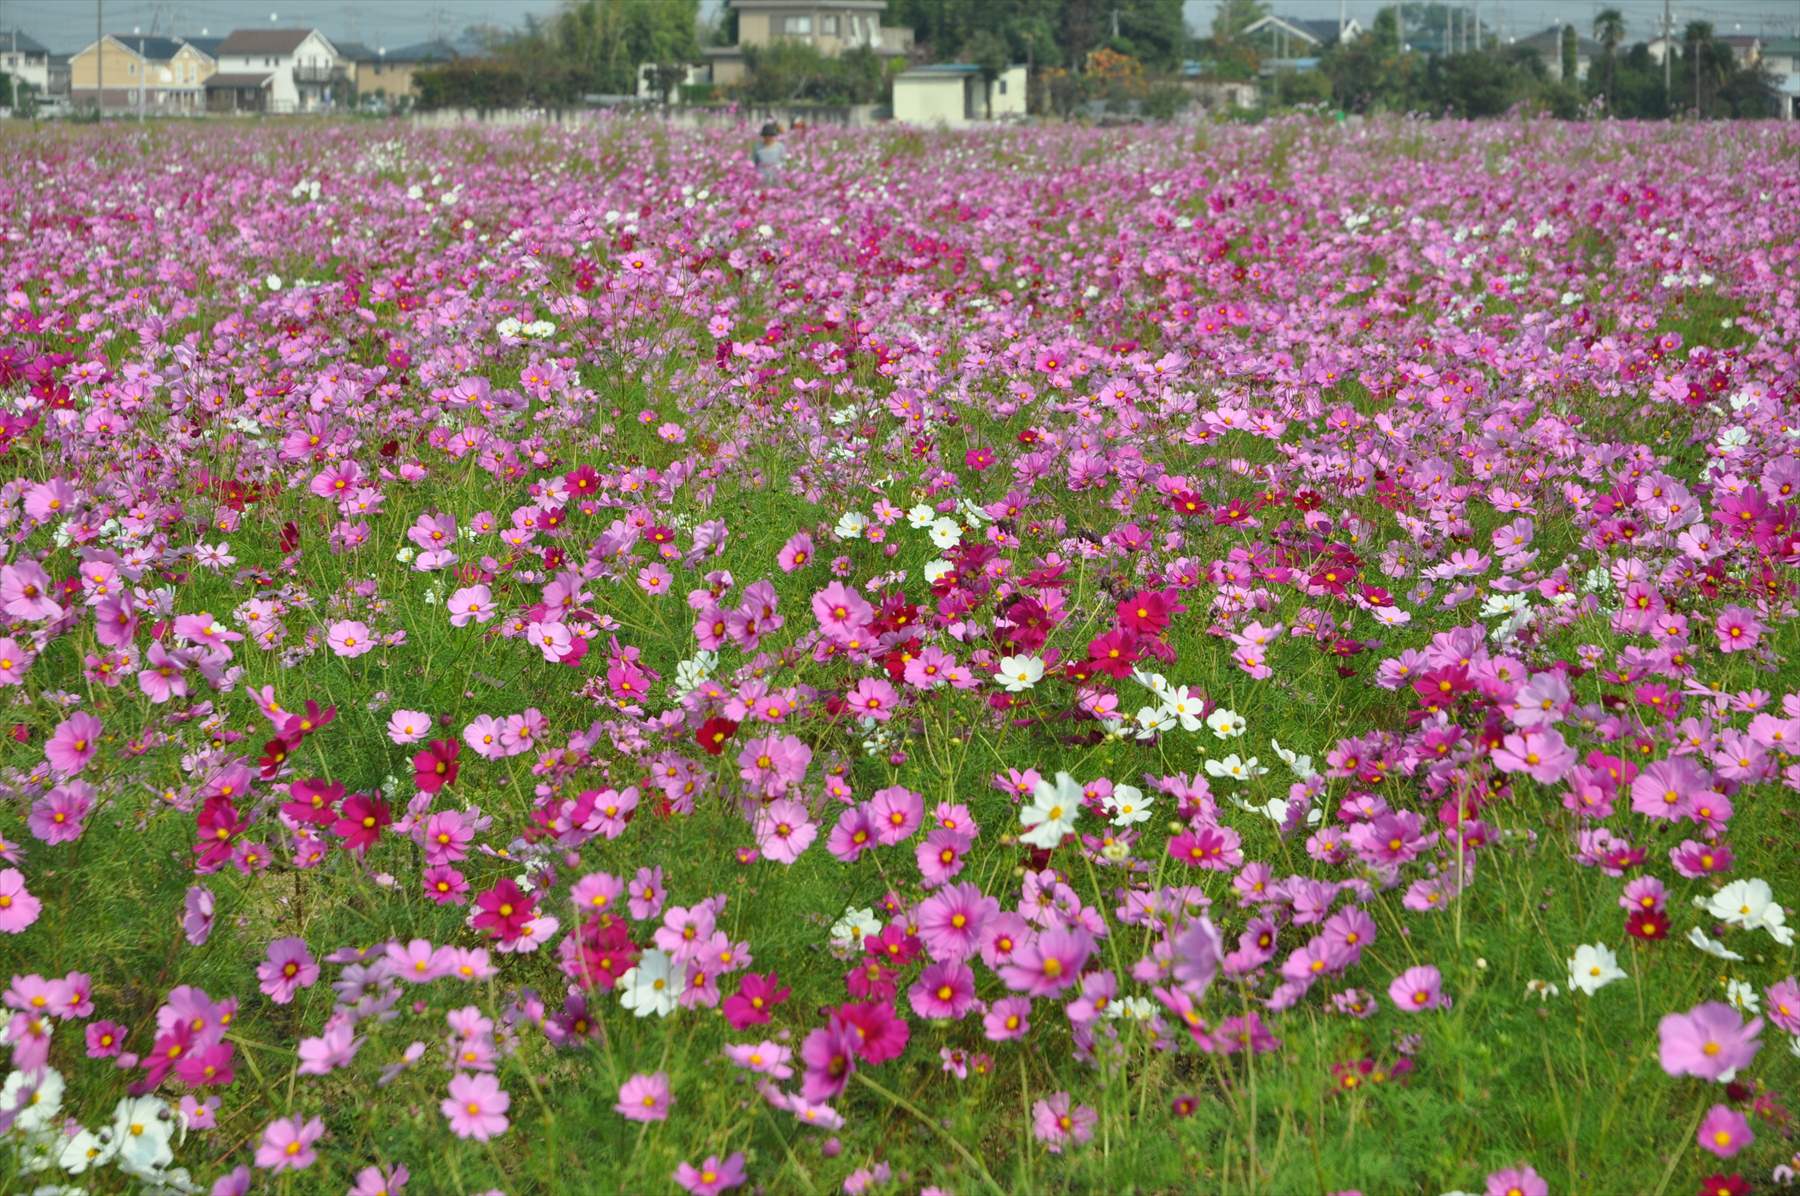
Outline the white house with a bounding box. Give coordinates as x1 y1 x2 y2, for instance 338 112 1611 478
1 28 51 97
892 63 1026 127
210 28 344 113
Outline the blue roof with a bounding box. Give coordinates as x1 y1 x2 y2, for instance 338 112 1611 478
900 63 983 76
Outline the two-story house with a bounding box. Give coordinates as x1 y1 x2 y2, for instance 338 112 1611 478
347 40 460 109
705 0 912 86
207 28 345 114
1 29 52 101
69 34 217 114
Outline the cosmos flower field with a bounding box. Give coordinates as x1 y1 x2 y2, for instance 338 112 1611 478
0 115 1797 1195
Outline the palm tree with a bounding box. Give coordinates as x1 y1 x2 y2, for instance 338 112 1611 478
1593 8 1625 108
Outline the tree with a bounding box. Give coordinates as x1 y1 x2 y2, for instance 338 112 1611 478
1212 0 1270 43
1560 24 1577 83
1592 7 1624 106
965 29 1010 117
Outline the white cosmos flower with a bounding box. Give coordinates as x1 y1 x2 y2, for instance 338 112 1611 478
1019 772 1082 848
1203 754 1265 783
995 654 1044 692
265 273 282 291
833 511 868 540
1131 669 1171 699
1687 926 1744 961
906 503 936 529
59 1125 120 1175
1270 739 1317 779
2 1066 63 1135
1163 686 1204 731
830 907 881 947
1708 878 1791 943
927 517 962 550
618 949 684 1018
922 559 954 584
111 1094 175 1175
1104 785 1153 827
1134 705 1177 740
1724 980 1760 1015
1566 943 1626 996
1206 708 1247 739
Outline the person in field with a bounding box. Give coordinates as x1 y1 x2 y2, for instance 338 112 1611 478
751 122 786 184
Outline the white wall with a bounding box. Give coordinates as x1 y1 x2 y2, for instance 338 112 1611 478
991 66 1027 117
0 49 49 93
893 76 968 127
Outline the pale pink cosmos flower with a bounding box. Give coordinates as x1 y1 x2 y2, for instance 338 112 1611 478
447 585 494 627
613 1071 672 1122
0 868 42 933
327 620 374 658
442 1072 510 1141
254 1114 323 1172
386 709 432 744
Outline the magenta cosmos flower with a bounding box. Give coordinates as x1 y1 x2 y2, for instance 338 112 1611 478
442 1072 510 1141
1658 1002 1762 1081
1388 965 1449 1012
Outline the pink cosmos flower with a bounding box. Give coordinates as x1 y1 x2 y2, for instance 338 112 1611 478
0 636 34 686
1490 727 1576 784
254 1115 323 1172
1696 1103 1752 1158
43 711 101 776
1387 965 1448 1012
844 677 898 722
448 584 494 627
1483 1165 1548 1196
614 1071 672 1122
908 959 977 1020
777 532 814 573
257 937 319 1005
0 868 41 933
674 1152 747 1195
1712 606 1762 653
1658 1002 1762 1081
1031 1092 1097 1153
442 1072 510 1141
915 881 997 962
751 799 816 865
327 619 375 658
386 709 432 744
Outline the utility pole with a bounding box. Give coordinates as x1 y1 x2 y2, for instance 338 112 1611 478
96 0 103 116
1662 0 1671 106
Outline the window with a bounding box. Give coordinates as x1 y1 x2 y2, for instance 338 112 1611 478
779 15 812 36
998 80 1008 94
821 15 839 35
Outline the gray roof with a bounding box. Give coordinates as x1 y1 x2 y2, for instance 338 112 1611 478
1289 18 1349 45
109 34 188 61
1 29 50 55
334 41 377 63
180 37 225 60
900 63 983 76
1517 26 1604 56
380 39 459 63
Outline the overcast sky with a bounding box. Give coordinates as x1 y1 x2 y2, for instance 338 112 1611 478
3 0 1795 53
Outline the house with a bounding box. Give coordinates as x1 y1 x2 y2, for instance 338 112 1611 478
69 35 216 113
891 63 1026 127
351 40 459 106
1239 15 1361 59
1763 37 1800 120
208 28 346 113
1 29 51 98
636 62 709 102
705 0 913 87
1515 25 1602 82
1718 34 1761 66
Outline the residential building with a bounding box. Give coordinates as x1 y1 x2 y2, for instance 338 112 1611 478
705 0 912 86
891 63 1026 127
1763 37 1800 120
1239 15 1361 59
208 28 346 114
1515 25 1602 83
350 40 459 106
1 29 51 97
70 34 216 113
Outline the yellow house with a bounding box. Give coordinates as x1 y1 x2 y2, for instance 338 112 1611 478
70 34 214 113
341 40 459 108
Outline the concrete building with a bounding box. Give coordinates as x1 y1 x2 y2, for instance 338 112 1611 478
208 28 346 114
892 63 1026 127
705 0 912 87
70 35 216 114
